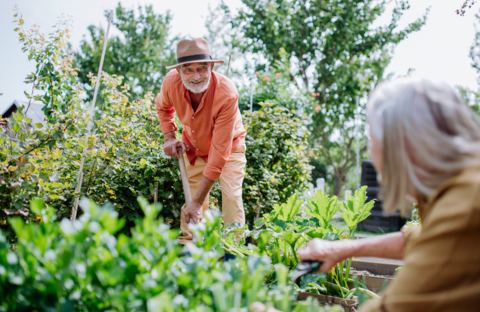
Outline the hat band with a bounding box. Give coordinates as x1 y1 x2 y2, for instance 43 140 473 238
177 54 212 64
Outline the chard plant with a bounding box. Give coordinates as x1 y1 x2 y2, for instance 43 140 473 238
223 186 374 300
329 186 375 297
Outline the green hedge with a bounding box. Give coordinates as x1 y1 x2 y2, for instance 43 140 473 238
243 104 311 225
0 75 184 231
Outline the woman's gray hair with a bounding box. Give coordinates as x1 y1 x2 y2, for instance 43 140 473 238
367 78 480 216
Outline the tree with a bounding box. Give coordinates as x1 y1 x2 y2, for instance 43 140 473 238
459 9 480 114
457 0 478 16
224 0 427 194
457 86 480 114
74 3 176 100
14 12 80 121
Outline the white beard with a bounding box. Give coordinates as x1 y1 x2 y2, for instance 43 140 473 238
181 71 211 94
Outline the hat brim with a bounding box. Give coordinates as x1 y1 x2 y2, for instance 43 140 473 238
166 59 224 70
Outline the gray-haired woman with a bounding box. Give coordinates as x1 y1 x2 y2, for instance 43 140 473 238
299 78 480 311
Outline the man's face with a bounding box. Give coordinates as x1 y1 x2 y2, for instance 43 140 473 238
178 63 212 94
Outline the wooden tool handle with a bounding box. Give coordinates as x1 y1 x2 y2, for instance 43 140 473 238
178 155 192 204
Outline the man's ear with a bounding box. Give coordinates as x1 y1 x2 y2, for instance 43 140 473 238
210 63 214 70
176 66 180 73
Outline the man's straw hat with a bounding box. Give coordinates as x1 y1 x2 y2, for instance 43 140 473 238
166 37 224 69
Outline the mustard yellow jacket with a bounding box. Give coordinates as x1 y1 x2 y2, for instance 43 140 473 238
361 166 480 311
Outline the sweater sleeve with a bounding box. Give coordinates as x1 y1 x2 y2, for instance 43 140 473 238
155 81 177 134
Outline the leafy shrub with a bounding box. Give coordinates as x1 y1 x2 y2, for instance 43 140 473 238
0 197 335 311
225 186 375 299
0 73 185 229
242 103 311 225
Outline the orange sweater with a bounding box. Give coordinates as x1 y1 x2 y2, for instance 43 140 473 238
156 69 246 181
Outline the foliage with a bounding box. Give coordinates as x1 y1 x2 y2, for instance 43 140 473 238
2 12 183 226
457 86 480 114
238 49 316 113
225 0 427 194
0 105 80 229
242 103 311 225
224 186 375 299
466 12 480 115
457 0 478 16
2 79 314 231
73 75 184 225
342 187 375 236
0 197 336 311
0 72 185 228
309 157 328 188
3 14 315 236
14 11 80 121
74 3 176 101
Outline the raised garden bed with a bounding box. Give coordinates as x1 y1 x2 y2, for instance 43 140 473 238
298 292 358 311
351 257 402 293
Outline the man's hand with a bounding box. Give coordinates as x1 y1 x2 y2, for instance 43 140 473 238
163 138 187 158
183 201 203 224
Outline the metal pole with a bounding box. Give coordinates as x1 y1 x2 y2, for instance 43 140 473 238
355 103 361 188
71 11 113 221
250 58 256 112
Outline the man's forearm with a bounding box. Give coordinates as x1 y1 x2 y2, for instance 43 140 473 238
193 175 215 205
341 232 405 260
164 131 176 141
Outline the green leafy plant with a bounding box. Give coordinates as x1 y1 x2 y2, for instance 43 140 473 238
342 186 375 237
0 71 184 227
0 197 336 311
225 187 375 300
243 103 311 226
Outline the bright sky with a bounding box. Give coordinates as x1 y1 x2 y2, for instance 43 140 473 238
1 0 479 113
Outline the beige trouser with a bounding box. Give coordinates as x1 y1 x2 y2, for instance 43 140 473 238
180 152 246 240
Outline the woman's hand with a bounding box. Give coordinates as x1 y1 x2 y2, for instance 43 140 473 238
298 238 352 272
298 232 406 272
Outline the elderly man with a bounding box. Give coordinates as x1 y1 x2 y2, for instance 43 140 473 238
156 37 247 241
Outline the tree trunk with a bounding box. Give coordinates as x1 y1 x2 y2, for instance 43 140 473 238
333 168 347 196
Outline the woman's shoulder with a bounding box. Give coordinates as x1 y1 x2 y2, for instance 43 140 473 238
424 166 480 229
439 166 480 203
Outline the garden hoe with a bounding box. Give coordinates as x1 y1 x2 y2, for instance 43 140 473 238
178 154 192 206
178 153 193 244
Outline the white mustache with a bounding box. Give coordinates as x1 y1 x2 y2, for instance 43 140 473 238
180 69 211 94
182 78 210 93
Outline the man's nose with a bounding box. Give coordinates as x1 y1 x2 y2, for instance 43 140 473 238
193 71 202 80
